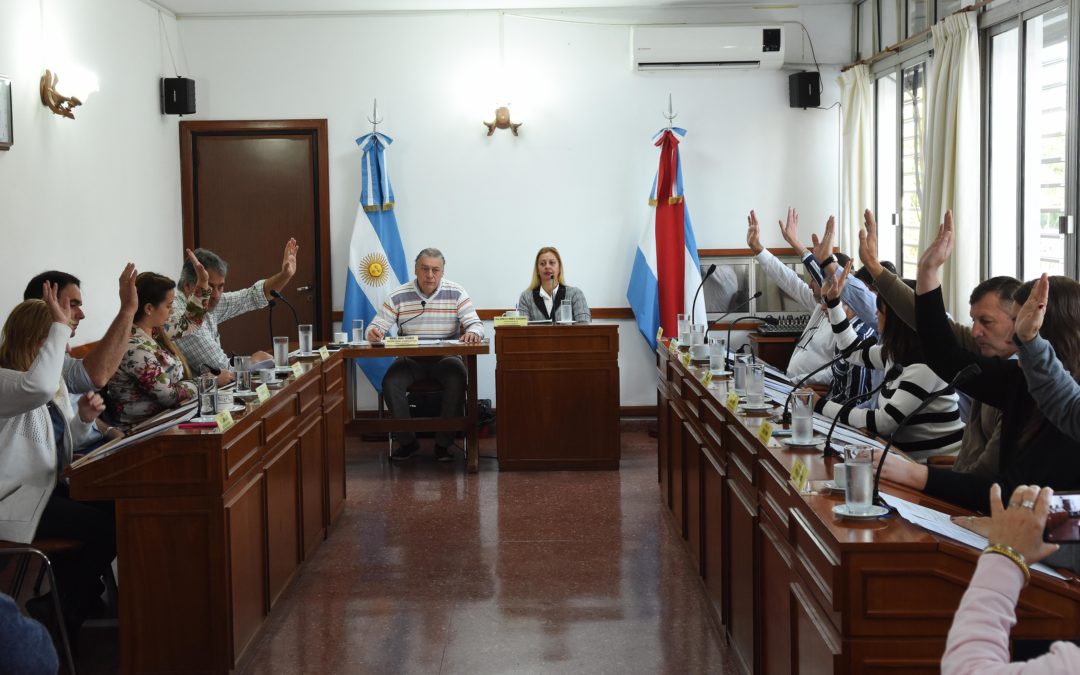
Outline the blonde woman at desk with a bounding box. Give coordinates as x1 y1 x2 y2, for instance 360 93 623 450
516 247 591 323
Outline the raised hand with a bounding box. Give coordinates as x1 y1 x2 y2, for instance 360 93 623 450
746 210 764 254
281 238 299 278
918 210 956 274
988 483 1059 565
822 260 852 301
78 392 106 423
41 281 71 326
778 207 803 250
1015 273 1049 343
119 262 139 315
812 216 836 264
186 248 209 290
859 209 884 278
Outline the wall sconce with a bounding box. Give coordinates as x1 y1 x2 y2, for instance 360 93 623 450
40 68 97 119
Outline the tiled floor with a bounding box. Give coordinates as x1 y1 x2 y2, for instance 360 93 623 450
75 422 738 674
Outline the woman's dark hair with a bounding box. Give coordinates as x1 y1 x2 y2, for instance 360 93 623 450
1014 276 1080 380
876 278 923 366
134 272 176 322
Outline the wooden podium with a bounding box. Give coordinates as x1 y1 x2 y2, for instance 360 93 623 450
494 324 619 470
65 352 347 674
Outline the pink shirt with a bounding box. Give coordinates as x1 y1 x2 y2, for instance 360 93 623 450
943 554 1080 673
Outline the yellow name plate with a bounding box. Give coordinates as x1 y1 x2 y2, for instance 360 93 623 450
700 371 713 387
494 316 528 327
215 410 235 432
318 346 330 361
758 420 775 445
726 391 740 412
656 326 664 342
668 339 679 355
384 335 420 347
680 351 692 367
790 457 809 493
256 384 271 403
291 362 304 378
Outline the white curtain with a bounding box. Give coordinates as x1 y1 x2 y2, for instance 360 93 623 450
921 12 981 316
838 65 874 259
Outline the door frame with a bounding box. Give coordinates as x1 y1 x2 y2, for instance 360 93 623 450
179 119 332 341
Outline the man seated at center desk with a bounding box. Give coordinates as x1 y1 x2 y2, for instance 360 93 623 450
366 247 484 462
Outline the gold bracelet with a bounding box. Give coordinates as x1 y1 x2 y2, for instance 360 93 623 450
983 543 1031 586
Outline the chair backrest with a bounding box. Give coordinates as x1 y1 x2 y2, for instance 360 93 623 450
69 341 100 359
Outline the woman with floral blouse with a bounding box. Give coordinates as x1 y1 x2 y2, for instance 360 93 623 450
105 250 213 428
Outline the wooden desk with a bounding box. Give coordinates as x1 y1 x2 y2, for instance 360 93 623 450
654 343 1080 674
494 324 620 470
748 333 797 371
340 342 490 473
65 352 347 675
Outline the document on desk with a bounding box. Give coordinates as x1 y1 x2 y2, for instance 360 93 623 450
880 493 1067 580
68 405 199 471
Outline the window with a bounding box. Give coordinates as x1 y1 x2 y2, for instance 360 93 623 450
988 28 1020 278
908 0 931 37
1023 6 1069 276
880 0 900 48
876 73 899 266
900 62 927 279
858 0 875 59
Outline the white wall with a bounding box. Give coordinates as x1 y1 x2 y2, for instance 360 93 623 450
1 2 851 411
0 0 184 341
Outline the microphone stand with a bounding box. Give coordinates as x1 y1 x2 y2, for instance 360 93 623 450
267 298 277 348
708 291 763 333
871 363 981 509
778 337 875 425
691 264 717 325
723 315 779 369
271 289 301 327
822 364 899 459
397 300 428 333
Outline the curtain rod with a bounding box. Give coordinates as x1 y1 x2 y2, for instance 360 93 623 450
841 0 992 72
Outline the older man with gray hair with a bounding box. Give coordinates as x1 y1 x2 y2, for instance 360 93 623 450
367 247 484 462
173 238 299 380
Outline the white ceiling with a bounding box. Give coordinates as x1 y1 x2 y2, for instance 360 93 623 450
152 0 846 18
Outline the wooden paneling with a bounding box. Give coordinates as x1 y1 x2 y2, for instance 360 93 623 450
653 341 1080 674
299 415 326 558
264 439 301 608
226 472 267 663
495 325 619 469
66 351 348 674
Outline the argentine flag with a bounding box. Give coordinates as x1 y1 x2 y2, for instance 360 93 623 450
342 132 409 391
627 127 706 350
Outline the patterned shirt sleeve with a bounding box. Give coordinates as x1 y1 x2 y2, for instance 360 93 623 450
457 289 485 338
165 287 211 340
122 336 197 410
213 280 268 323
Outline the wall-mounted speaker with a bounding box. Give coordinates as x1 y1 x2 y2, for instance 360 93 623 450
161 77 196 115
788 72 821 109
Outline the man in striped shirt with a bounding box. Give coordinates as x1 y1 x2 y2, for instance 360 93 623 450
367 248 484 461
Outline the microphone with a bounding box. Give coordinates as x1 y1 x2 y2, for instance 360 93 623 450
397 301 427 333
871 363 981 507
724 315 780 368
691 264 717 325
267 297 277 347
708 291 763 331
778 336 875 424
271 289 300 327
822 364 901 458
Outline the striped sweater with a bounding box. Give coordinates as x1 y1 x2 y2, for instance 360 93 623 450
817 298 964 460
370 279 484 340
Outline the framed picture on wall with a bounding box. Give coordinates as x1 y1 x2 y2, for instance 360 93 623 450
0 75 11 151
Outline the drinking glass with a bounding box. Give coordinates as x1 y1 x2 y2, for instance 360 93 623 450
708 336 727 373
732 354 752 395
298 324 314 354
690 324 707 361
556 303 573 324
198 371 217 417
745 363 765 407
333 331 348 344
351 319 365 343
677 313 691 345
844 445 875 515
231 355 252 393
273 337 290 367
791 388 815 444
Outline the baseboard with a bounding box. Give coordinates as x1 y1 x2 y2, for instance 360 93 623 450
348 406 656 420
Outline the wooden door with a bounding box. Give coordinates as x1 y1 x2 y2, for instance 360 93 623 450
180 120 331 356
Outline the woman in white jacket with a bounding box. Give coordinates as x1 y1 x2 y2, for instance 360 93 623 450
0 283 116 637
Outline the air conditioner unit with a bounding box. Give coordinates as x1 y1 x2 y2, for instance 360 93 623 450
631 25 785 71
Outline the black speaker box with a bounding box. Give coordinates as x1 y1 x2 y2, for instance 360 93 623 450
161 77 196 115
788 72 821 109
